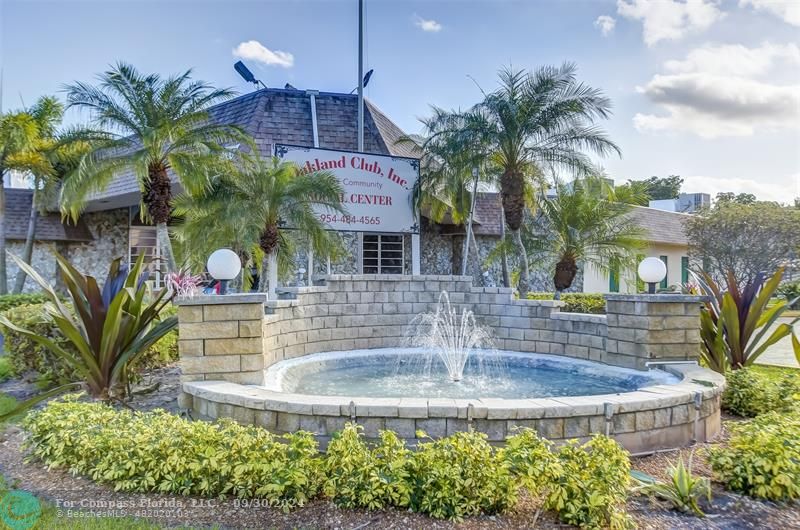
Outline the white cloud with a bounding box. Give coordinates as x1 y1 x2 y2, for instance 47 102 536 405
740 0 800 27
232 40 294 68
634 42 800 138
681 174 798 203
594 15 617 36
617 0 723 46
414 14 442 32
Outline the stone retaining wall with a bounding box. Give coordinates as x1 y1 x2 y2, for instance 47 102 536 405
176 274 722 452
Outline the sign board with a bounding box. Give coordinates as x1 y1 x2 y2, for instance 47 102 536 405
275 144 419 233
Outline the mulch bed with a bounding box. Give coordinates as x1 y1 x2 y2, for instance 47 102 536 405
1 367 799 529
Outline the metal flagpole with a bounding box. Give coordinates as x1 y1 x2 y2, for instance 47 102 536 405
357 0 364 152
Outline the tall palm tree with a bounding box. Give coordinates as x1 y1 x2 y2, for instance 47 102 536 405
523 176 646 298
0 102 57 293
11 96 72 293
420 64 620 296
174 156 345 294
403 111 491 276
61 63 250 272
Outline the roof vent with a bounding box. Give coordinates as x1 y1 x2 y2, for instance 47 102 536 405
284 83 297 90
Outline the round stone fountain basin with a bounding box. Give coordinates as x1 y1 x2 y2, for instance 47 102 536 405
263 348 680 399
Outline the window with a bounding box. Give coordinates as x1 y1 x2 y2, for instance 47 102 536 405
362 234 404 274
681 256 689 284
129 225 166 288
659 255 669 289
609 260 620 293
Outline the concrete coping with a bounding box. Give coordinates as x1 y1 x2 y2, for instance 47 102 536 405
513 299 566 307
604 294 708 303
325 274 475 282
182 362 724 421
176 293 269 306
550 312 607 323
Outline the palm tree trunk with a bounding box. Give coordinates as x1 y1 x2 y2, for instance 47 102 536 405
500 205 510 288
0 178 7 295
13 187 38 294
553 257 578 300
156 222 177 273
512 228 530 298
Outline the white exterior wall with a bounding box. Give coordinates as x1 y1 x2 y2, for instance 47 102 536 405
582 243 691 294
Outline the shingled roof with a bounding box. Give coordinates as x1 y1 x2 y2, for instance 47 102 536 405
4 189 93 242
88 88 410 205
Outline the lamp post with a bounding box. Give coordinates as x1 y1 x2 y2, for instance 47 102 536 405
207 249 242 295
638 257 667 294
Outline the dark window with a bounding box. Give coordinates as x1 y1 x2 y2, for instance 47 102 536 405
609 260 620 293
681 256 690 284
362 234 404 274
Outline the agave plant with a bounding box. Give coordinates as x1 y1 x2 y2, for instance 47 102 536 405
693 267 800 373
0 252 176 416
632 452 712 517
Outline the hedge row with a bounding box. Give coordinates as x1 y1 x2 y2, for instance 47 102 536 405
526 292 606 314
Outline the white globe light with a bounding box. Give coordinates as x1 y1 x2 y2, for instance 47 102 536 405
207 249 241 281
638 257 667 285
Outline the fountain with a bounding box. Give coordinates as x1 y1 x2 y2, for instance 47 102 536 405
404 292 493 382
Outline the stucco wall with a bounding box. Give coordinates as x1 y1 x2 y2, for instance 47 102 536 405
583 242 691 294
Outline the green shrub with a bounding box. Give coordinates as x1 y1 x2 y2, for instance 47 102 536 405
527 293 606 314
22 397 322 510
722 367 800 418
323 423 411 509
0 293 49 313
632 452 711 517
544 435 632 530
499 427 559 496
708 411 800 501
1 302 178 384
0 357 13 382
0 303 80 383
407 430 517 520
777 281 800 309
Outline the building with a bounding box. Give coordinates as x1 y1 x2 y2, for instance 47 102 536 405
649 193 710 213
4 86 693 294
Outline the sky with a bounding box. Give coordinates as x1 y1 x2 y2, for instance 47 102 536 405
1 0 799 202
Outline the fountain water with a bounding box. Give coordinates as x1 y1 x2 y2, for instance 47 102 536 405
405 291 494 381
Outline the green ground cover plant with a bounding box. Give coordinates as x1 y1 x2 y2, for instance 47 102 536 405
23 400 634 526
708 411 800 501
526 292 606 314
0 293 49 312
722 367 800 418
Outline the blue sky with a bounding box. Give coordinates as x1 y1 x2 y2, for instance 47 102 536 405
2 0 798 201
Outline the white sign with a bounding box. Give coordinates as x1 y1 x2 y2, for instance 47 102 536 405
275 144 419 233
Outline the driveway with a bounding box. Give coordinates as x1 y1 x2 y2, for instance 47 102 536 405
756 317 799 368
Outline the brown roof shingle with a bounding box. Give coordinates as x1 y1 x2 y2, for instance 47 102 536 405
4 189 93 242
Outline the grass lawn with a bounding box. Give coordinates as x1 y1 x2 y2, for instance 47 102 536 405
750 363 800 382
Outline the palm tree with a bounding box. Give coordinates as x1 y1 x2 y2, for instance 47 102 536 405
419 64 620 296
174 155 345 295
523 176 646 298
403 110 491 276
61 63 250 272
0 102 58 293
11 96 74 293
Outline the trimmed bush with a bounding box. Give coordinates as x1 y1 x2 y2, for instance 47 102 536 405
23 401 636 524
708 411 800 501
408 430 517 520
0 302 178 383
323 424 411 510
0 293 49 313
527 293 606 314
722 368 800 418
545 435 632 530
23 397 322 510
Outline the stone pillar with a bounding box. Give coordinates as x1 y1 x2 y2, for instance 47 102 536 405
604 294 706 370
176 294 268 386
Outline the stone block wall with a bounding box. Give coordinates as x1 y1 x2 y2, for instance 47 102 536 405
177 275 707 382
177 294 268 385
